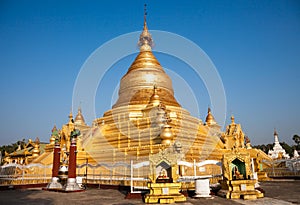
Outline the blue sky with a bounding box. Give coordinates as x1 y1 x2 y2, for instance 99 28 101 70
0 0 299 146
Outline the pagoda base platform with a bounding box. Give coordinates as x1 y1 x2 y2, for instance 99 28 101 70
219 179 264 200
144 182 186 204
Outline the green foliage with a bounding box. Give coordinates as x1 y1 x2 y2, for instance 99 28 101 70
252 143 274 154
71 129 81 139
293 134 300 150
279 142 293 157
0 139 27 156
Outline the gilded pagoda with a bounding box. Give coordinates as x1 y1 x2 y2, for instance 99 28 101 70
2 11 272 188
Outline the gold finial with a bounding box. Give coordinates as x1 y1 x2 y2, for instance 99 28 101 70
205 107 216 126
51 125 57 133
144 3 147 25
35 137 40 144
69 110 73 118
160 124 173 145
78 101 83 114
138 3 153 51
150 85 160 106
69 109 74 123
231 115 235 124
75 106 86 125
32 137 40 157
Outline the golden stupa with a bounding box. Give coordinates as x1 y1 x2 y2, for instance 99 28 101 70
4 11 272 188
86 15 223 165
79 13 272 180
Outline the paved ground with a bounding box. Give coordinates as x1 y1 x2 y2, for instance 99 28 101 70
258 180 300 204
0 181 299 205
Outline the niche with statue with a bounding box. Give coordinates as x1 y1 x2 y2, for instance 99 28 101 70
231 158 247 180
145 148 186 204
155 161 173 183
219 150 264 200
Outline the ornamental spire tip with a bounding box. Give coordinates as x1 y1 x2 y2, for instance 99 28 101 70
138 3 153 51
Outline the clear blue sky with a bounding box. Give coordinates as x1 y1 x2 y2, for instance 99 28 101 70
0 0 299 146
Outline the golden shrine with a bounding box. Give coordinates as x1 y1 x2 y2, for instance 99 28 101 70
3 137 46 165
26 108 96 167
145 148 186 203
220 149 264 199
1 8 272 202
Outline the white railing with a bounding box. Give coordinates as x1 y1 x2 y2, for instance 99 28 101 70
0 159 224 188
262 158 300 177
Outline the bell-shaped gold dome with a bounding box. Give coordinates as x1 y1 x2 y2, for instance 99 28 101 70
205 107 217 126
112 16 180 108
74 107 86 126
50 125 57 144
160 124 173 145
32 137 40 157
149 85 160 106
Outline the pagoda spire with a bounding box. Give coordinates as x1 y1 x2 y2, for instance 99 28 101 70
111 3 180 109
205 107 217 126
144 3 147 28
68 109 74 124
274 128 279 143
74 106 86 126
138 4 153 51
149 85 160 106
231 115 235 124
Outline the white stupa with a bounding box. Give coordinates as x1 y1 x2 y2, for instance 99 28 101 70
268 130 290 159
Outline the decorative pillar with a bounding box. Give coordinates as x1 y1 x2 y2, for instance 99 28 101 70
47 141 63 189
53 142 61 178
65 137 81 191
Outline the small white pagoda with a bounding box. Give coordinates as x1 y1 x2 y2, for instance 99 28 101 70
268 130 290 159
